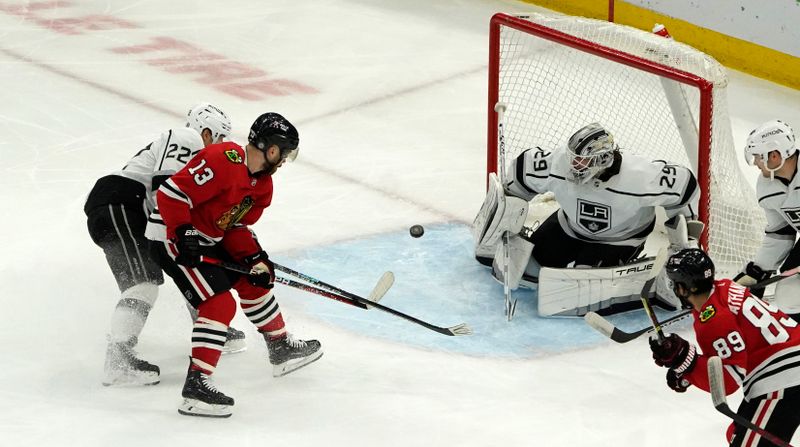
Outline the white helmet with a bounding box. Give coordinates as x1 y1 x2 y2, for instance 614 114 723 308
744 120 797 177
566 122 618 184
186 102 232 143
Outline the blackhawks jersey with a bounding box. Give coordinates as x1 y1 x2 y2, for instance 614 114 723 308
505 146 698 247
683 279 800 400
145 141 272 256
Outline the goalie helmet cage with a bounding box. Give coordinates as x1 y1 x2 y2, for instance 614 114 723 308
487 12 765 276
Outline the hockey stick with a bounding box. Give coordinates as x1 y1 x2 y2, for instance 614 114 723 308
584 309 692 343
707 356 795 447
202 257 472 337
749 266 800 290
639 247 670 343
495 101 517 321
200 256 367 309
273 262 394 309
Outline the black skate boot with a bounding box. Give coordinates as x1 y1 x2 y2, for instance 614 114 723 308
266 334 323 377
178 366 234 418
102 338 160 386
222 326 247 355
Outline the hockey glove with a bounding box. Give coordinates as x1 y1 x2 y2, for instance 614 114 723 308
174 224 202 267
733 262 771 298
649 333 697 374
666 369 691 393
243 250 274 289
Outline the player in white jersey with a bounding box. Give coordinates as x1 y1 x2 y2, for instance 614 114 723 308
735 119 800 321
474 123 700 315
85 103 244 386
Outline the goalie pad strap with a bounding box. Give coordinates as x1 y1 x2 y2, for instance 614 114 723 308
537 256 660 316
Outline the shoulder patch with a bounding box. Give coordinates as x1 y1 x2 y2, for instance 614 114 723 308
699 304 716 323
225 149 243 164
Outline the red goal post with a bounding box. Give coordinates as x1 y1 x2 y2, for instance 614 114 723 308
486 12 764 275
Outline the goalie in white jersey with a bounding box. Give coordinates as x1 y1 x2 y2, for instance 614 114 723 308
84 103 244 386
735 119 800 321
474 122 701 316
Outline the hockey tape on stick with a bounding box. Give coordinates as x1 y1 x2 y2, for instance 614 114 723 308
707 356 795 447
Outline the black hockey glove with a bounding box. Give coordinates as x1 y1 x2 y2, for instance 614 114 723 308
649 333 697 374
666 369 691 393
174 224 202 267
243 250 274 289
733 262 771 298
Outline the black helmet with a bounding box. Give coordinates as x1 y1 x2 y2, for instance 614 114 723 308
248 112 299 161
666 248 715 300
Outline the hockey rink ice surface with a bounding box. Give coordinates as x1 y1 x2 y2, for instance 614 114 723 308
2 1 800 446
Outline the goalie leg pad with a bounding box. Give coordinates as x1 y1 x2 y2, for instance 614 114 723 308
774 276 800 315
537 256 661 316
491 234 534 290
473 173 528 260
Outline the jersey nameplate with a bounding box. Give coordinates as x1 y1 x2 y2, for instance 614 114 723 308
699 304 716 323
577 199 611 234
225 149 243 164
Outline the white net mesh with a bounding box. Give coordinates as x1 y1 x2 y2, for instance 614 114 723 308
492 13 764 275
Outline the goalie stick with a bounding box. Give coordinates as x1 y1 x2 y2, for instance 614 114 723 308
707 356 795 447
495 101 517 321
201 257 472 337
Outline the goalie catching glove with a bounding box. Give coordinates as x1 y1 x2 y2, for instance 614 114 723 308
243 250 275 289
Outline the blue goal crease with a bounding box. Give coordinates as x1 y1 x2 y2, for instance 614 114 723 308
275 223 689 358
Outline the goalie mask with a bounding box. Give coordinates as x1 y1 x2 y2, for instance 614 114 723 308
186 102 231 143
665 248 714 307
248 112 300 162
566 123 618 184
744 120 797 179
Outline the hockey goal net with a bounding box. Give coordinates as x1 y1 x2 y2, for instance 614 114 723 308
487 12 764 276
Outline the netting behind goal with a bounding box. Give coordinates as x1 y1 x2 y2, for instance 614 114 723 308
487 12 764 275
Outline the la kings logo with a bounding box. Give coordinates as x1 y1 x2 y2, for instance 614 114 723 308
782 207 800 229
577 199 611 234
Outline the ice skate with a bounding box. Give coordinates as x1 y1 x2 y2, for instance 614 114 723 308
102 339 160 386
266 334 323 377
222 326 247 355
178 368 234 418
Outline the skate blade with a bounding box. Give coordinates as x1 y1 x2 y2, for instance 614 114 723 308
178 398 232 418
102 371 160 387
221 338 247 355
272 351 324 377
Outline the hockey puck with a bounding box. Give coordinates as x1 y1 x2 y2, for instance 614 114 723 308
409 224 424 238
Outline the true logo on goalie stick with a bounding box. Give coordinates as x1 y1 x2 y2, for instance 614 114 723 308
700 304 716 323
225 149 243 164
576 199 611 234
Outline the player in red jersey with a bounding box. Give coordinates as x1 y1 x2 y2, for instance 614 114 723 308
146 112 322 418
649 248 800 446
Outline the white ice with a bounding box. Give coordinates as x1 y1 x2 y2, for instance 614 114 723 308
1 1 799 446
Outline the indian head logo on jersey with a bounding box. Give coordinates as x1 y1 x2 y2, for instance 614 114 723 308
576 199 611 234
225 149 243 164
699 304 716 323
216 196 254 230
